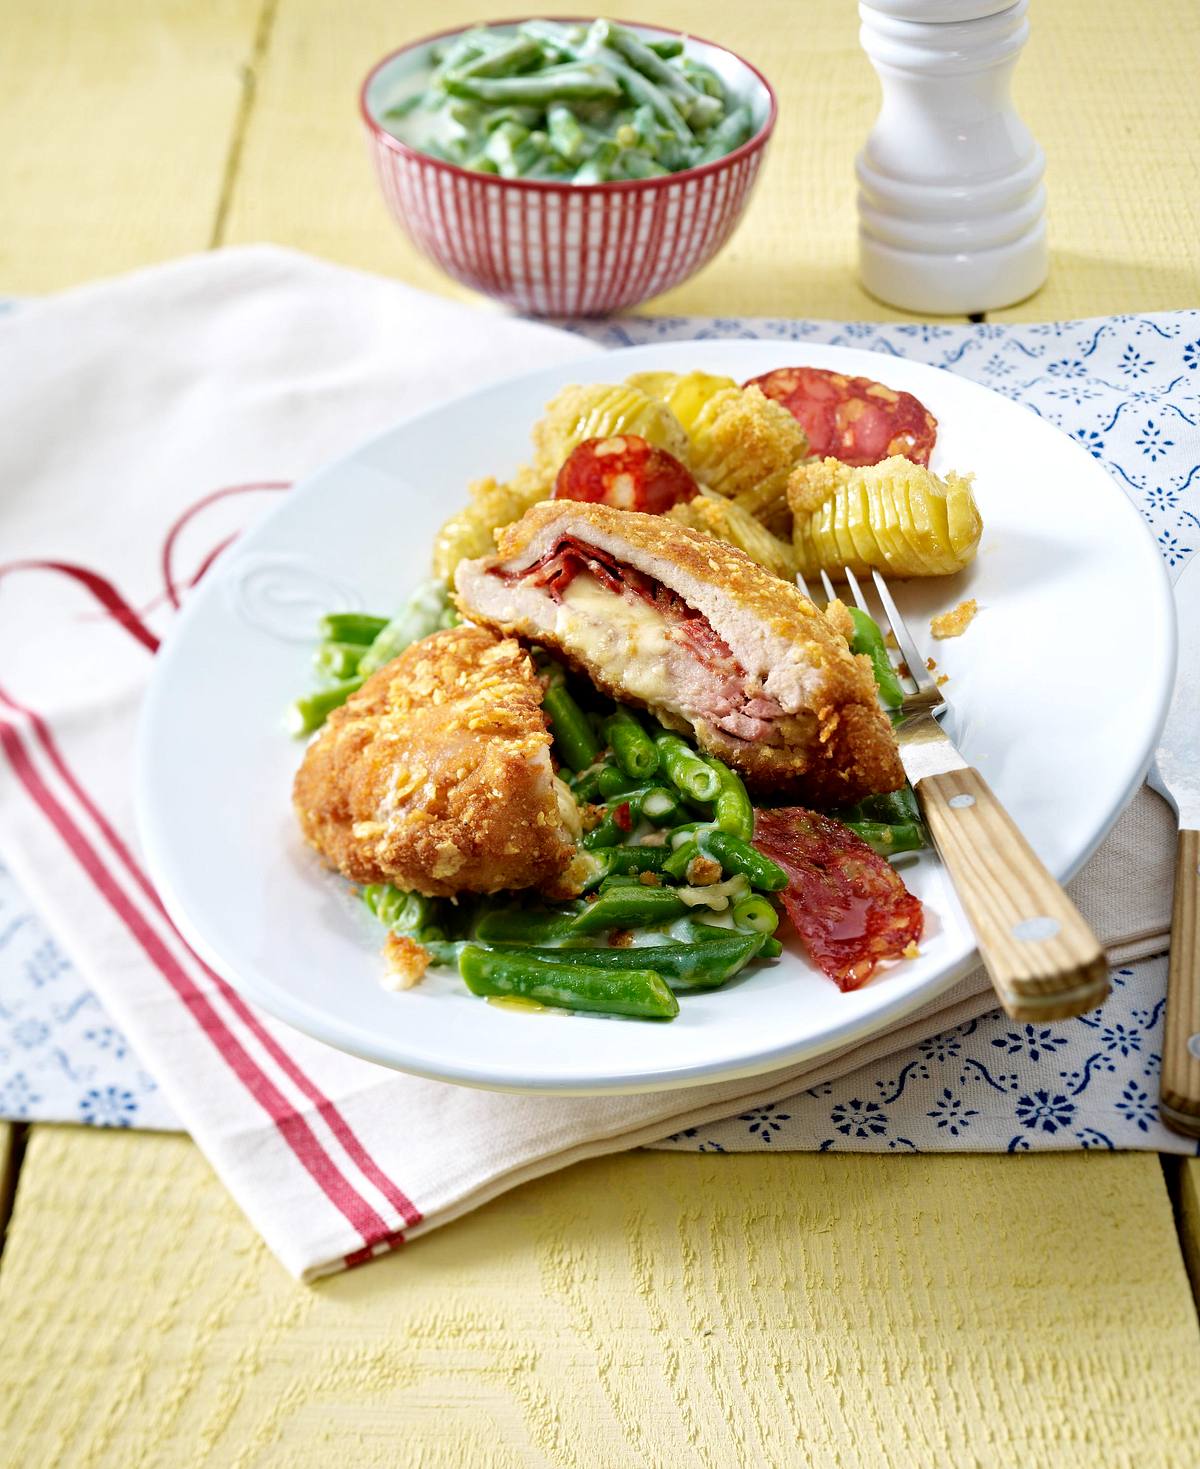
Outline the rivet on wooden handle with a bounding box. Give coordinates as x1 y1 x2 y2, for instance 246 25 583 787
916 767 1110 1022
1160 828 1200 1139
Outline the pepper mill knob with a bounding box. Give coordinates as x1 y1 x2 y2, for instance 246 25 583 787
856 0 1047 314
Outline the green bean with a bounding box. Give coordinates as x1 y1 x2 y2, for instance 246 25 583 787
581 806 631 849
706 758 754 841
590 43 694 143
732 893 779 935
570 887 688 935
444 64 622 105
599 785 680 826
287 678 362 736
843 820 927 858
358 580 451 676
480 932 765 991
459 945 679 1020
857 784 924 831
604 708 660 780
662 840 699 882
483 118 529 175
524 153 575 180
454 35 542 80
480 104 542 132
694 105 754 165
759 936 784 959
606 846 670 876
313 640 364 681
572 140 618 184
846 606 906 709
568 766 605 803
474 906 582 946
599 873 645 891
431 32 492 75
646 36 684 59
698 830 789 891
616 150 669 180
680 59 725 99
544 680 601 772
319 612 388 645
546 102 588 162
383 92 427 122
362 885 445 940
596 763 638 799
422 939 463 968
607 25 723 127
637 787 685 824
448 98 486 129
668 821 716 848
655 733 721 802
517 20 587 60
666 918 741 947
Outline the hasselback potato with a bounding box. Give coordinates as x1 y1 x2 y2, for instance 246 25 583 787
789 455 983 578
667 491 797 580
531 383 689 479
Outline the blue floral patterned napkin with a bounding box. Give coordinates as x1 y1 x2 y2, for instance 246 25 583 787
1 309 1196 1152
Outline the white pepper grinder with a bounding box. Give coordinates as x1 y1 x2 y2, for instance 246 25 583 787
856 0 1047 314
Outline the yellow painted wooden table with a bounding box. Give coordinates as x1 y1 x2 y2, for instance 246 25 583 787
2 2 1200 1464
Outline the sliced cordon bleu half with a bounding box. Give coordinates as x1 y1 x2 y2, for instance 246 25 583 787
454 501 904 806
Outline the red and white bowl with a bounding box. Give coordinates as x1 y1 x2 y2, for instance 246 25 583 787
360 20 777 317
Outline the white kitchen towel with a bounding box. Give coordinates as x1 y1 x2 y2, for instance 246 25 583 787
0 247 1194 1280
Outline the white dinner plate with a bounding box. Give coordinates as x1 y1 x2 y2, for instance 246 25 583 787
136 343 1175 1094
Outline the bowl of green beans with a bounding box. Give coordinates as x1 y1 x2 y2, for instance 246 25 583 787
360 18 777 315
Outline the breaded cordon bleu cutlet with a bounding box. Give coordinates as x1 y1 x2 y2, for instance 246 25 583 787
293 624 582 898
455 501 903 807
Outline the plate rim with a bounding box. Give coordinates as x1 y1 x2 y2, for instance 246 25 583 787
135 340 1177 1095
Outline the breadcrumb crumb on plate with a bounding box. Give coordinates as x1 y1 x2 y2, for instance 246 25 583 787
383 933 430 990
930 598 978 639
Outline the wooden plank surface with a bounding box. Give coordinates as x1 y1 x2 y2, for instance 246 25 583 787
1 2 1199 1465
0 0 264 293
2 1128 1199 1469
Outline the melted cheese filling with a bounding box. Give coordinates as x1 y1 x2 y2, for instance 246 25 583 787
556 574 676 703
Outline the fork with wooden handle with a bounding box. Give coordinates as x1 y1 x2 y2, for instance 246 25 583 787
802 566 1110 1023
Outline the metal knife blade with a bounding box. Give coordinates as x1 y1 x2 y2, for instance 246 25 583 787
892 706 969 784
1148 553 1200 828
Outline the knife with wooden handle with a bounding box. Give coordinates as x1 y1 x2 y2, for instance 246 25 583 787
1148 552 1200 1138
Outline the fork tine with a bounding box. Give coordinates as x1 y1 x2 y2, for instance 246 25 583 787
819 569 838 605
871 568 937 694
795 570 813 601
841 564 872 616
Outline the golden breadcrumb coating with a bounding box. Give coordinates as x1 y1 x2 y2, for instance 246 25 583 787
457 501 903 806
930 598 978 639
293 626 577 898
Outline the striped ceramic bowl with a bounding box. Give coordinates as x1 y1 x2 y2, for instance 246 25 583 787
360 21 777 317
